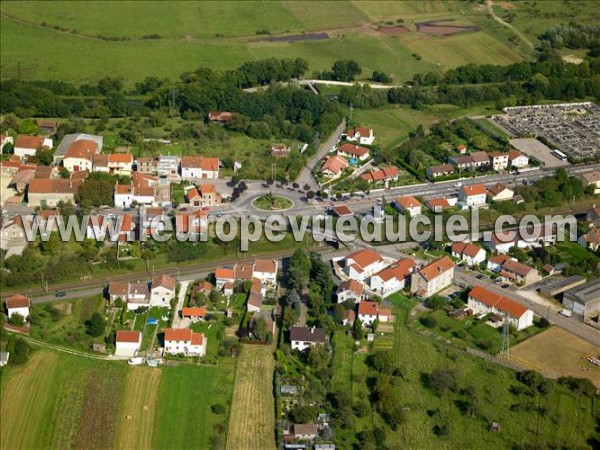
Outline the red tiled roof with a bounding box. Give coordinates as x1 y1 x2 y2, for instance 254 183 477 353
215 267 235 279
15 135 45 149
321 155 348 175
418 256 454 281
64 139 98 160
426 198 451 210
373 258 415 282
116 330 141 343
182 307 207 318
395 195 421 209
152 274 176 290
468 286 528 318
28 178 80 194
338 143 369 157
346 249 383 270
181 156 220 171
462 184 486 196
6 294 30 309
358 301 378 316
501 259 535 277
337 279 364 296
254 259 276 273
451 241 484 258
347 126 372 138
332 204 353 217
487 182 510 196
488 254 513 266
164 328 204 345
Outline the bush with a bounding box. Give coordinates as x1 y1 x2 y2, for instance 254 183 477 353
425 368 458 395
419 316 437 328
85 312 106 337
558 376 597 397
211 404 227 414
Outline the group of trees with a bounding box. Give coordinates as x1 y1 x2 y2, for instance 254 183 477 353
540 23 600 51
313 59 362 82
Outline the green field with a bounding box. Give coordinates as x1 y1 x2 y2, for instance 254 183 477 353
0 1 529 85
0 348 237 450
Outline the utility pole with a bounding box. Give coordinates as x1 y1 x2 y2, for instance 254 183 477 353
500 313 510 359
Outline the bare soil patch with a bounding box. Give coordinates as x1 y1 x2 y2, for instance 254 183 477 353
417 19 480 36
377 25 410 36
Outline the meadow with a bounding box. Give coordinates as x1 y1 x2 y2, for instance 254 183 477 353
0 348 237 450
0 1 528 85
332 294 600 449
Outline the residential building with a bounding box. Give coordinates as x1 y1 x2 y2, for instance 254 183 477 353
290 326 326 351
411 256 455 298
175 210 208 239
247 278 263 313
135 157 157 174
182 307 207 323
320 155 348 177
180 156 220 180
114 172 160 208
393 195 422 216
164 328 207 356
336 279 364 303
449 154 473 170
340 249 388 281
342 309 355 326
362 166 399 184
425 197 457 212
563 278 600 321
508 150 529 169
579 228 600 252
63 139 100 172
471 151 491 168
108 282 151 310
587 206 600 228
331 204 354 217
457 144 467 154
115 331 142 357
27 178 82 208
581 171 600 194
93 153 133 176
157 155 180 177
499 260 541 286
485 230 518 254
426 164 454 178
0 216 28 258
54 133 103 163
271 143 291 158
357 301 379 326
451 242 486 267
187 184 221 207
467 286 533 330
489 152 509 171
14 135 53 159
293 423 319 441
487 254 515 272
459 184 487 207
487 182 514 202
337 143 370 161
368 258 415 298
215 259 278 291
36 119 58 135
208 111 234 123
150 274 176 307
5 294 30 320
345 126 375 145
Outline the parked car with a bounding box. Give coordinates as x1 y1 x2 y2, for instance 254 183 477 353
559 309 573 317
55 291 67 298
501 284 510 289
476 274 484 279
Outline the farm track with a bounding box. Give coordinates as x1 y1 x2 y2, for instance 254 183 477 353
486 0 534 49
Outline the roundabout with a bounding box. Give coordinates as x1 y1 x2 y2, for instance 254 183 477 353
251 193 294 211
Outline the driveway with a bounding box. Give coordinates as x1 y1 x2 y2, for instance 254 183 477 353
171 280 189 328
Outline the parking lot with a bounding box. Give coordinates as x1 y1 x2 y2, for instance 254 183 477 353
509 138 570 168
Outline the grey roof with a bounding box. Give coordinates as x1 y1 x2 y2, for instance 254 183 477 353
290 326 325 343
54 133 103 158
564 277 600 304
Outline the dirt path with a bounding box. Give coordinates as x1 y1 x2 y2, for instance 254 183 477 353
11 333 124 361
486 0 534 50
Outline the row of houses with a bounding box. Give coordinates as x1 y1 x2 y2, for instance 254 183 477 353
427 149 530 178
114 328 207 357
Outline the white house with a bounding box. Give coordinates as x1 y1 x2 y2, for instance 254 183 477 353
214 259 278 292
252 259 278 288
163 328 207 356
508 150 529 169
467 286 533 330
393 196 422 216
150 274 176 307
340 249 388 281
181 156 220 180
487 254 515 272
337 143 370 161
108 282 150 310
290 326 326 351
115 331 142 357
411 256 455 298
114 172 159 208
357 301 379 326
451 242 486 267
368 258 415 298
14 135 53 159
459 184 487 207
5 294 30 320
320 155 348 178
93 153 133 176
157 155 180 177
489 152 509 172
487 183 514 202
62 139 100 172
345 126 375 146
485 231 518 254
581 171 600 195
336 279 364 303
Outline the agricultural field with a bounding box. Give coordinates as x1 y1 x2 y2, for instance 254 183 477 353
227 344 276 450
511 327 600 388
333 295 599 449
0 1 531 85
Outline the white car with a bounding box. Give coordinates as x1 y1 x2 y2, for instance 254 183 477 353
559 309 573 317
454 182 463 188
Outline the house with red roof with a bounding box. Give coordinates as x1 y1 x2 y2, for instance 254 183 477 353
114 172 160 208
181 156 220 180
345 126 375 145
93 153 133 176
467 286 533 330
337 143 370 161
215 259 278 292
451 242 486 267
186 184 221 207
14 135 53 159
340 249 388 281
150 274 177 307
175 210 208 239
163 328 207 356
579 228 600 252
487 182 514 202
393 196 422 216
63 139 101 172
27 177 82 208
357 301 392 326
425 197 457 212
499 259 541 286
208 111 234 123
182 307 207 323
508 150 529 169
368 258 415 297
362 166 399 185
320 155 348 178
485 231 518 254
5 294 30 320
331 204 354 218
336 279 364 303
458 184 487 207
115 330 142 357
411 256 455 298
486 254 515 272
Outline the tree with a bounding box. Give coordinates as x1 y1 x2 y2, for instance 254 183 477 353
289 404 318 424
35 147 54 165
352 318 364 340
9 312 25 326
57 200 76 220
426 296 447 310
425 369 458 396
251 316 269 342
85 312 106 337
371 71 392 84
8 336 31 365
331 60 362 82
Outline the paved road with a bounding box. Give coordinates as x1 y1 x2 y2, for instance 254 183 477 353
298 79 403 90
454 268 599 347
296 119 346 192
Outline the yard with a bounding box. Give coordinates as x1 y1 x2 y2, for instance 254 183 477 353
227 344 276 450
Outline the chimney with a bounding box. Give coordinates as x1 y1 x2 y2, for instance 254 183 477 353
69 181 72 188
311 326 315 334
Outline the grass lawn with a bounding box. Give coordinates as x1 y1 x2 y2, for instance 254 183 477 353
227 344 276 450
252 194 294 211
190 319 225 362
332 331 354 392
0 350 126 449
1 1 529 86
